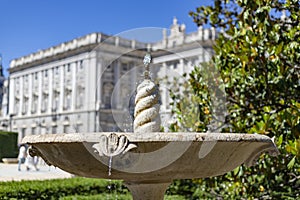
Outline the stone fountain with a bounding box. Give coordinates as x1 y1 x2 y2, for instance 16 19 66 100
23 54 279 200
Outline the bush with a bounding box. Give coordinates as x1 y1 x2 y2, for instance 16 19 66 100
167 0 300 198
0 177 128 199
0 177 188 199
0 131 18 161
60 193 132 200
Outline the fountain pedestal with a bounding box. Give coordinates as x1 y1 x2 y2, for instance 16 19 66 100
23 132 278 200
125 181 171 200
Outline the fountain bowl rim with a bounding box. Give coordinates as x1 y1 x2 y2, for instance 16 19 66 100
22 132 275 144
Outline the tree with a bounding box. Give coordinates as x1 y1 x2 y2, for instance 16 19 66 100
168 65 217 133
170 0 300 198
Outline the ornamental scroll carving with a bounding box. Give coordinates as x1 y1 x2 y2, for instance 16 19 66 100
92 133 137 157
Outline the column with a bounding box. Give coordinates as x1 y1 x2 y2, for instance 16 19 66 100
198 47 204 65
204 29 209 40
198 26 203 41
85 52 97 110
8 78 15 115
114 60 121 109
204 48 212 62
96 60 103 109
95 60 103 132
71 62 77 111
86 52 97 132
178 58 184 75
19 76 23 115
187 60 192 78
131 62 136 92
59 66 64 112
211 27 216 40
28 74 33 116
162 28 167 48
48 68 53 113
161 62 168 112
37 71 42 115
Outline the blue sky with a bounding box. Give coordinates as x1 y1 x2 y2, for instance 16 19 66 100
0 0 212 77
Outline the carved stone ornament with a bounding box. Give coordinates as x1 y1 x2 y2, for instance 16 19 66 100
28 145 53 166
92 133 137 157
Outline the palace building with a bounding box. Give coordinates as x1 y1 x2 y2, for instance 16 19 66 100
0 18 216 143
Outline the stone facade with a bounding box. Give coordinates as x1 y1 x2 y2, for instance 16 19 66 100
0 18 216 143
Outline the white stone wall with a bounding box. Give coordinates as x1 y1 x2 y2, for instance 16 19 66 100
8 52 91 142
1 19 215 143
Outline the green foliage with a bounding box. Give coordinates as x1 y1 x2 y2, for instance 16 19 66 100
0 178 187 199
169 0 300 199
0 131 18 160
168 63 225 133
59 193 132 200
60 194 185 200
168 73 211 132
0 177 128 199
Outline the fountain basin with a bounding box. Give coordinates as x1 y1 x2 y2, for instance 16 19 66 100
23 132 278 182
23 132 278 200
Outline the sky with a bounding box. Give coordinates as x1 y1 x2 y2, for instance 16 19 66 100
0 0 213 77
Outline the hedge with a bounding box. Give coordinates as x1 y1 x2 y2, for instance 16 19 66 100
0 177 128 199
0 131 18 161
60 194 186 200
0 177 187 199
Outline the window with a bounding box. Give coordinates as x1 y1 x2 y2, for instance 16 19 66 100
55 67 59 75
65 64 71 73
21 128 26 139
15 78 20 94
24 75 28 84
44 70 48 77
64 91 71 110
122 63 128 71
103 83 113 108
41 94 48 113
66 93 71 110
52 93 59 111
173 41 176 47
15 99 20 114
74 124 82 133
79 60 83 70
32 127 36 135
76 88 84 109
63 125 69 133
173 63 177 69
22 97 28 114
32 95 38 113
52 126 57 134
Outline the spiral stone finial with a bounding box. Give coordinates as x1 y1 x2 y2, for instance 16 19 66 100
143 53 151 79
134 54 161 133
